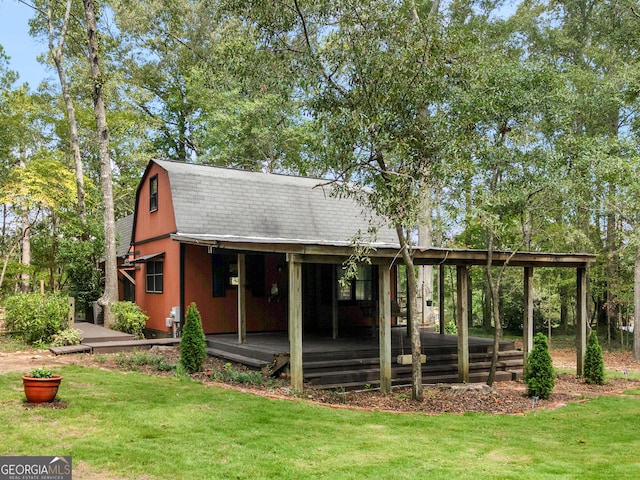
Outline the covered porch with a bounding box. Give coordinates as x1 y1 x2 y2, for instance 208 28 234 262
206 327 524 390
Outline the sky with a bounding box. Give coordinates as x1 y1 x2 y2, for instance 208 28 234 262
0 0 51 89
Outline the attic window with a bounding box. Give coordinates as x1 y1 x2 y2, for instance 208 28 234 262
150 175 158 212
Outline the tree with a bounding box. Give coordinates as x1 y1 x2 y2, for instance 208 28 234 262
523 332 555 399
584 330 605 385
180 302 207 374
28 0 88 224
231 0 454 401
83 0 117 327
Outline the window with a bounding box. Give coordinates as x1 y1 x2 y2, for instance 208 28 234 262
338 264 373 302
212 255 226 297
149 175 158 212
146 260 163 293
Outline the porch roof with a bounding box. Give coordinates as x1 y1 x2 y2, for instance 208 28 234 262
173 232 596 269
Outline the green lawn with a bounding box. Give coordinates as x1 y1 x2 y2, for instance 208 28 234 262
1 365 640 479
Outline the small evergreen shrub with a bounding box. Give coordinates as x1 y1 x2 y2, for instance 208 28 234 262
180 303 207 374
51 328 82 347
110 301 148 339
4 292 69 345
584 330 605 385
523 332 555 399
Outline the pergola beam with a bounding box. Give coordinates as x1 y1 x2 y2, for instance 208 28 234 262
378 263 392 394
456 265 469 383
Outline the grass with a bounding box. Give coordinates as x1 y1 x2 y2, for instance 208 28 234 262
1 365 640 479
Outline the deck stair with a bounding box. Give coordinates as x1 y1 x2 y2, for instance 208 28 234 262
204 331 524 390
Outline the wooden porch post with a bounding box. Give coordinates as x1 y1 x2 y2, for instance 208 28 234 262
378 263 392 394
523 266 534 358
439 263 445 335
332 265 339 340
456 265 469 383
576 267 587 377
288 255 303 391
237 253 246 345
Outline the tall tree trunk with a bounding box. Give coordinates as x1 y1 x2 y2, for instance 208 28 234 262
19 150 30 294
84 0 117 327
47 0 87 224
395 224 423 401
20 212 30 294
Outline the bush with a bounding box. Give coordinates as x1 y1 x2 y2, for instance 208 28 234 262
584 330 605 385
523 332 555 399
51 328 82 347
110 301 148 339
180 303 207 374
4 292 69 345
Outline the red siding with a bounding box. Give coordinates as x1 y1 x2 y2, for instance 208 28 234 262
183 245 287 334
133 164 179 334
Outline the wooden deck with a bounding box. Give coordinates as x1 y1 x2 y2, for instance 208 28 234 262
50 321 181 355
206 327 524 390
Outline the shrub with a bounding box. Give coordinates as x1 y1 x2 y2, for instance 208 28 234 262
51 328 82 347
114 351 176 372
209 362 266 385
110 301 148 339
180 303 207 374
584 330 605 385
523 332 555 399
4 292 69 345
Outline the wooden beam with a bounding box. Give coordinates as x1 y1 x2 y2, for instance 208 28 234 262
332 264 339 340
378 263 392 394
576 267 588 377
237 253 246 345
456 265 469 383
523 266 534 358
288 257 303 391
439 263 445 335
118 268 136 285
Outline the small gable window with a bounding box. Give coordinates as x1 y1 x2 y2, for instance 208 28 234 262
149 175 158 212
146 260 164 293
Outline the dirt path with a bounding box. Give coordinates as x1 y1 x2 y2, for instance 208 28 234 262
0 349 90 375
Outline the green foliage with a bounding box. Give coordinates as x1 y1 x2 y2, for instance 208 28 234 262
113 351 176 372
444 320 458 335
209 362 266 385
584 330 605 385
179 303 207 374
523 333 555 400
4 292 69 345
28 366 53 378
110 301 148 339
51 328 82 347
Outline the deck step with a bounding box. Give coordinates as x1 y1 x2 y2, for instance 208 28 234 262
85 338 181 354
206 348 269 369
50 345 92 355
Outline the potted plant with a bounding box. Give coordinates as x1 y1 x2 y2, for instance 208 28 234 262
22 367 63 404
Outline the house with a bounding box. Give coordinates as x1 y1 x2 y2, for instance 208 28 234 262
129 159 400 339
126 159 596 391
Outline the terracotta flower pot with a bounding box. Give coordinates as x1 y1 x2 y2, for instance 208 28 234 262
22 376 63 404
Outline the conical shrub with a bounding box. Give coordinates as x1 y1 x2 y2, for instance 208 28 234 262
584 330 605 385
180 303 207 374
523 332 555 399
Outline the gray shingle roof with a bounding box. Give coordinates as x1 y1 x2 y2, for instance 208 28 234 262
115 214 133 258
153 159 398 248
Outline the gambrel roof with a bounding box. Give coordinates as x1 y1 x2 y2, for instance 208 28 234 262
151 159 399 249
